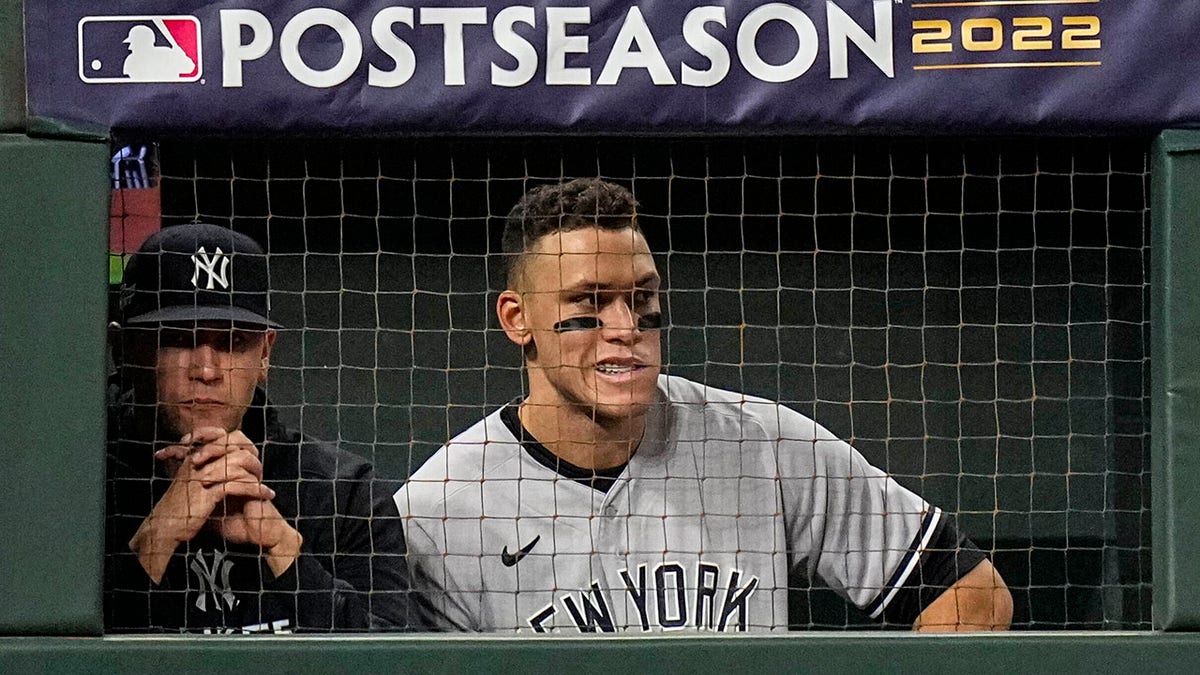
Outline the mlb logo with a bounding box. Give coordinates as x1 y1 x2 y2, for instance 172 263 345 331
78 16 202 83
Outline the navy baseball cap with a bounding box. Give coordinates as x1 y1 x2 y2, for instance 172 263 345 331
120 223 280 328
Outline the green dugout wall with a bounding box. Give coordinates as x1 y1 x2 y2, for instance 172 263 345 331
0 135 108 634
1152 130 1200 630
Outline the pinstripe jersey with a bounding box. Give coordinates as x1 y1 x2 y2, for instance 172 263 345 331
395 375 953 633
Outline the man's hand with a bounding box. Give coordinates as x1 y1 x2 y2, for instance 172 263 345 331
127 427 281 583
912 558 1013 632
213 490 304 578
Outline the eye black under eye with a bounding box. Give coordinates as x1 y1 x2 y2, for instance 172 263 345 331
551 312 664 333
553 316 602 333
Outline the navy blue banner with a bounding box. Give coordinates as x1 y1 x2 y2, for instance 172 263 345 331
25 1 1200 135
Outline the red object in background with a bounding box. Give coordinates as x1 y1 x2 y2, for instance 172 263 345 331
109 187 161 254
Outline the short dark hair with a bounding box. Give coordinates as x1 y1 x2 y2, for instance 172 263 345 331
502 178 640 288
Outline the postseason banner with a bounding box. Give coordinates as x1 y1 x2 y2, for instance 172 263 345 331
25 0 1200 135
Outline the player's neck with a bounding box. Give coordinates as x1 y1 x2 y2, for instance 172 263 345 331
518 399 644 470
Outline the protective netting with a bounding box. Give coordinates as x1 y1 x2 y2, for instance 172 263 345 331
108 137 1151 630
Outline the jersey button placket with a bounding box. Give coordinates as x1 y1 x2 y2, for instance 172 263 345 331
599 482 628 556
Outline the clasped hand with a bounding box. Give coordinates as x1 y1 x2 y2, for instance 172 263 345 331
129 427 302 583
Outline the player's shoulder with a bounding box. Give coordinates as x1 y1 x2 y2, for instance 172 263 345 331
658 374 816 436
261 409 375 482
659 373 780 407
399 405 523 506
301 436 373 480
409 407 522 481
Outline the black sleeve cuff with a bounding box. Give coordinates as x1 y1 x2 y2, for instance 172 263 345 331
870 511 989 626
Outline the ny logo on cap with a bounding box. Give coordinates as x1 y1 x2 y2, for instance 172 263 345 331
191 246 230 290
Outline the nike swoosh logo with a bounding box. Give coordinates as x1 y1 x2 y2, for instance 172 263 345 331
501 535 541 567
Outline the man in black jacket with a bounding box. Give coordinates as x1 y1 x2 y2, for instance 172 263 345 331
106 222 415 632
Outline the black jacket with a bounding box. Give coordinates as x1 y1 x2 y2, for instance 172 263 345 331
106 388 417 632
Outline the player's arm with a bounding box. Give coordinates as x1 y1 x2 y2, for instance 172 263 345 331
247 448 417 632
394 481 479 631
185 429 306 576
913 558 1012 631
774 405 1009 630
313 466 414 631
128 427 275 583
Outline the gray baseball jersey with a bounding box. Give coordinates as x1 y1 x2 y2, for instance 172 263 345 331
395 375 983 633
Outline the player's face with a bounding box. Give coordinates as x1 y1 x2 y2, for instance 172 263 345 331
154 323 274 438
516 227 662 422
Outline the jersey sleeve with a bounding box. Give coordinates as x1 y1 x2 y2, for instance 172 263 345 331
865 510 988 624
773 405 986 624
393 472 481 632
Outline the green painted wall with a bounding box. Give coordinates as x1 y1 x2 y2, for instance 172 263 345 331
0 135 109 634
1152 130 1200 630
4 634 1200 674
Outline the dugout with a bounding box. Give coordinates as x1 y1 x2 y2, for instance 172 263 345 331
5 0 1200 670
142 135 1149 630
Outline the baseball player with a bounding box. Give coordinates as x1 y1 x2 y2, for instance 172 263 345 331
106 223 416 632
395 179 1012 633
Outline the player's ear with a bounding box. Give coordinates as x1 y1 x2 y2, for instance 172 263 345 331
257 330 276 383
496 290 533 348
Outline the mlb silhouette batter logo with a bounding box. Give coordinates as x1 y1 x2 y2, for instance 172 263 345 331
78 16 202 83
